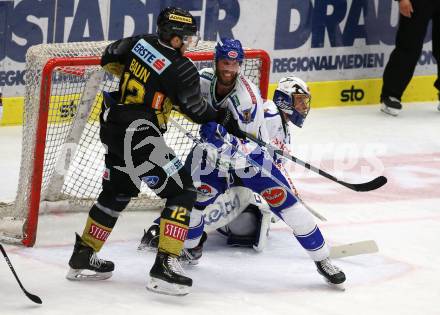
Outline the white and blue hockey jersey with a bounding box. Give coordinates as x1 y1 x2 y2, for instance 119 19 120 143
199 68 269 154
262 99 291 153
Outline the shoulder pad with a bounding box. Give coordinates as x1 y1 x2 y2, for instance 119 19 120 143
237 74 260 105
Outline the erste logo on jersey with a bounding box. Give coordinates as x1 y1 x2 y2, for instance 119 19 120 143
132 39 171 74
261 187 287 207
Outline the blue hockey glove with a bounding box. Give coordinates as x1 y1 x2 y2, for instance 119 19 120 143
200 122 228 148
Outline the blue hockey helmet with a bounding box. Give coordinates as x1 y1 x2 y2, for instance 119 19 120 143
215 38 244 64
273 76 311 128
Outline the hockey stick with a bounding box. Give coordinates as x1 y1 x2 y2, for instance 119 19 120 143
329 240 378 259
0 244 42 304
296 195 327 221
242 131 387 192
168 117 326 221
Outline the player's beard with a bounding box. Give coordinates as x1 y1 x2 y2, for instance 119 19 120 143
216 70 238 88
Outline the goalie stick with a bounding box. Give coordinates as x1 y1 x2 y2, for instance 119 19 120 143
0 244 42 304
242 131 387 192
168 117 325 221
329 240 379 259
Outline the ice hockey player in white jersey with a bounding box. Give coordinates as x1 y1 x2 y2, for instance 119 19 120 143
140 38 346 290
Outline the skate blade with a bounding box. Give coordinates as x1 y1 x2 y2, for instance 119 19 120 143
66 268 112 281
179 258 199 266
380 104 400 116
323 278 346 291
137 243 157 251
146 277 190 296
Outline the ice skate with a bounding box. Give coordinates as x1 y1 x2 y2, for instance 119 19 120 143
66 233 114 281
138 224 159 251
437 93 440 111
147 251 192 296
179 232 207 265
380 96 402 116
315 258 346 291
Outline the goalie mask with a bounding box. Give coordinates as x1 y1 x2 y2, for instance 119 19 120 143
157 7 200 48
273 76 311 128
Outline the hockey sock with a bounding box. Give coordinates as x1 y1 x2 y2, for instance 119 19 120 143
81 204 118 252
158 206 190 256
184 208 204 249
280 202 330 261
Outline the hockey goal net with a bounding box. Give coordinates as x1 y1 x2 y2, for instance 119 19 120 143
0 40 270 247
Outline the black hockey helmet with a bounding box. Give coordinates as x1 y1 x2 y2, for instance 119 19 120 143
157 7 198 42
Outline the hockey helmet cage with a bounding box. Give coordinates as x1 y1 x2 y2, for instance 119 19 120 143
157 7 198 45
215 38 244 64
273 76 311 128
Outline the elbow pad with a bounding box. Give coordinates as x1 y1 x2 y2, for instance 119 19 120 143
175 60 218 123
101 37 137 67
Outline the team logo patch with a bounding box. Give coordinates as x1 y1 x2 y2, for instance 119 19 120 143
197 184 213 195
142 175 160 188
131 39 171 74
228 50 238 59
152 92 165 110
164 222 188 241
242 108 253 124
103 168 110 180
238 105 257 124
261 187 287 207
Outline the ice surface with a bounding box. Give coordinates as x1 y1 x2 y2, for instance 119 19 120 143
1 103 439 315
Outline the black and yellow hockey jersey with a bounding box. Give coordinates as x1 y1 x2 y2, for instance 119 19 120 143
101 34 217 128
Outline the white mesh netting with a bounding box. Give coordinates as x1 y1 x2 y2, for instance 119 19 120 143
0 40 268 244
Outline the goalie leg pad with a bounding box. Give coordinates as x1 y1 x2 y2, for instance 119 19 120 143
220 201 271 252
223 206 260 247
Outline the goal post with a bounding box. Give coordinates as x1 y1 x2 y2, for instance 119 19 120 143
0 40 270 247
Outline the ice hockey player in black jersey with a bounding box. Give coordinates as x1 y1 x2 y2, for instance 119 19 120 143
66 6 219 296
